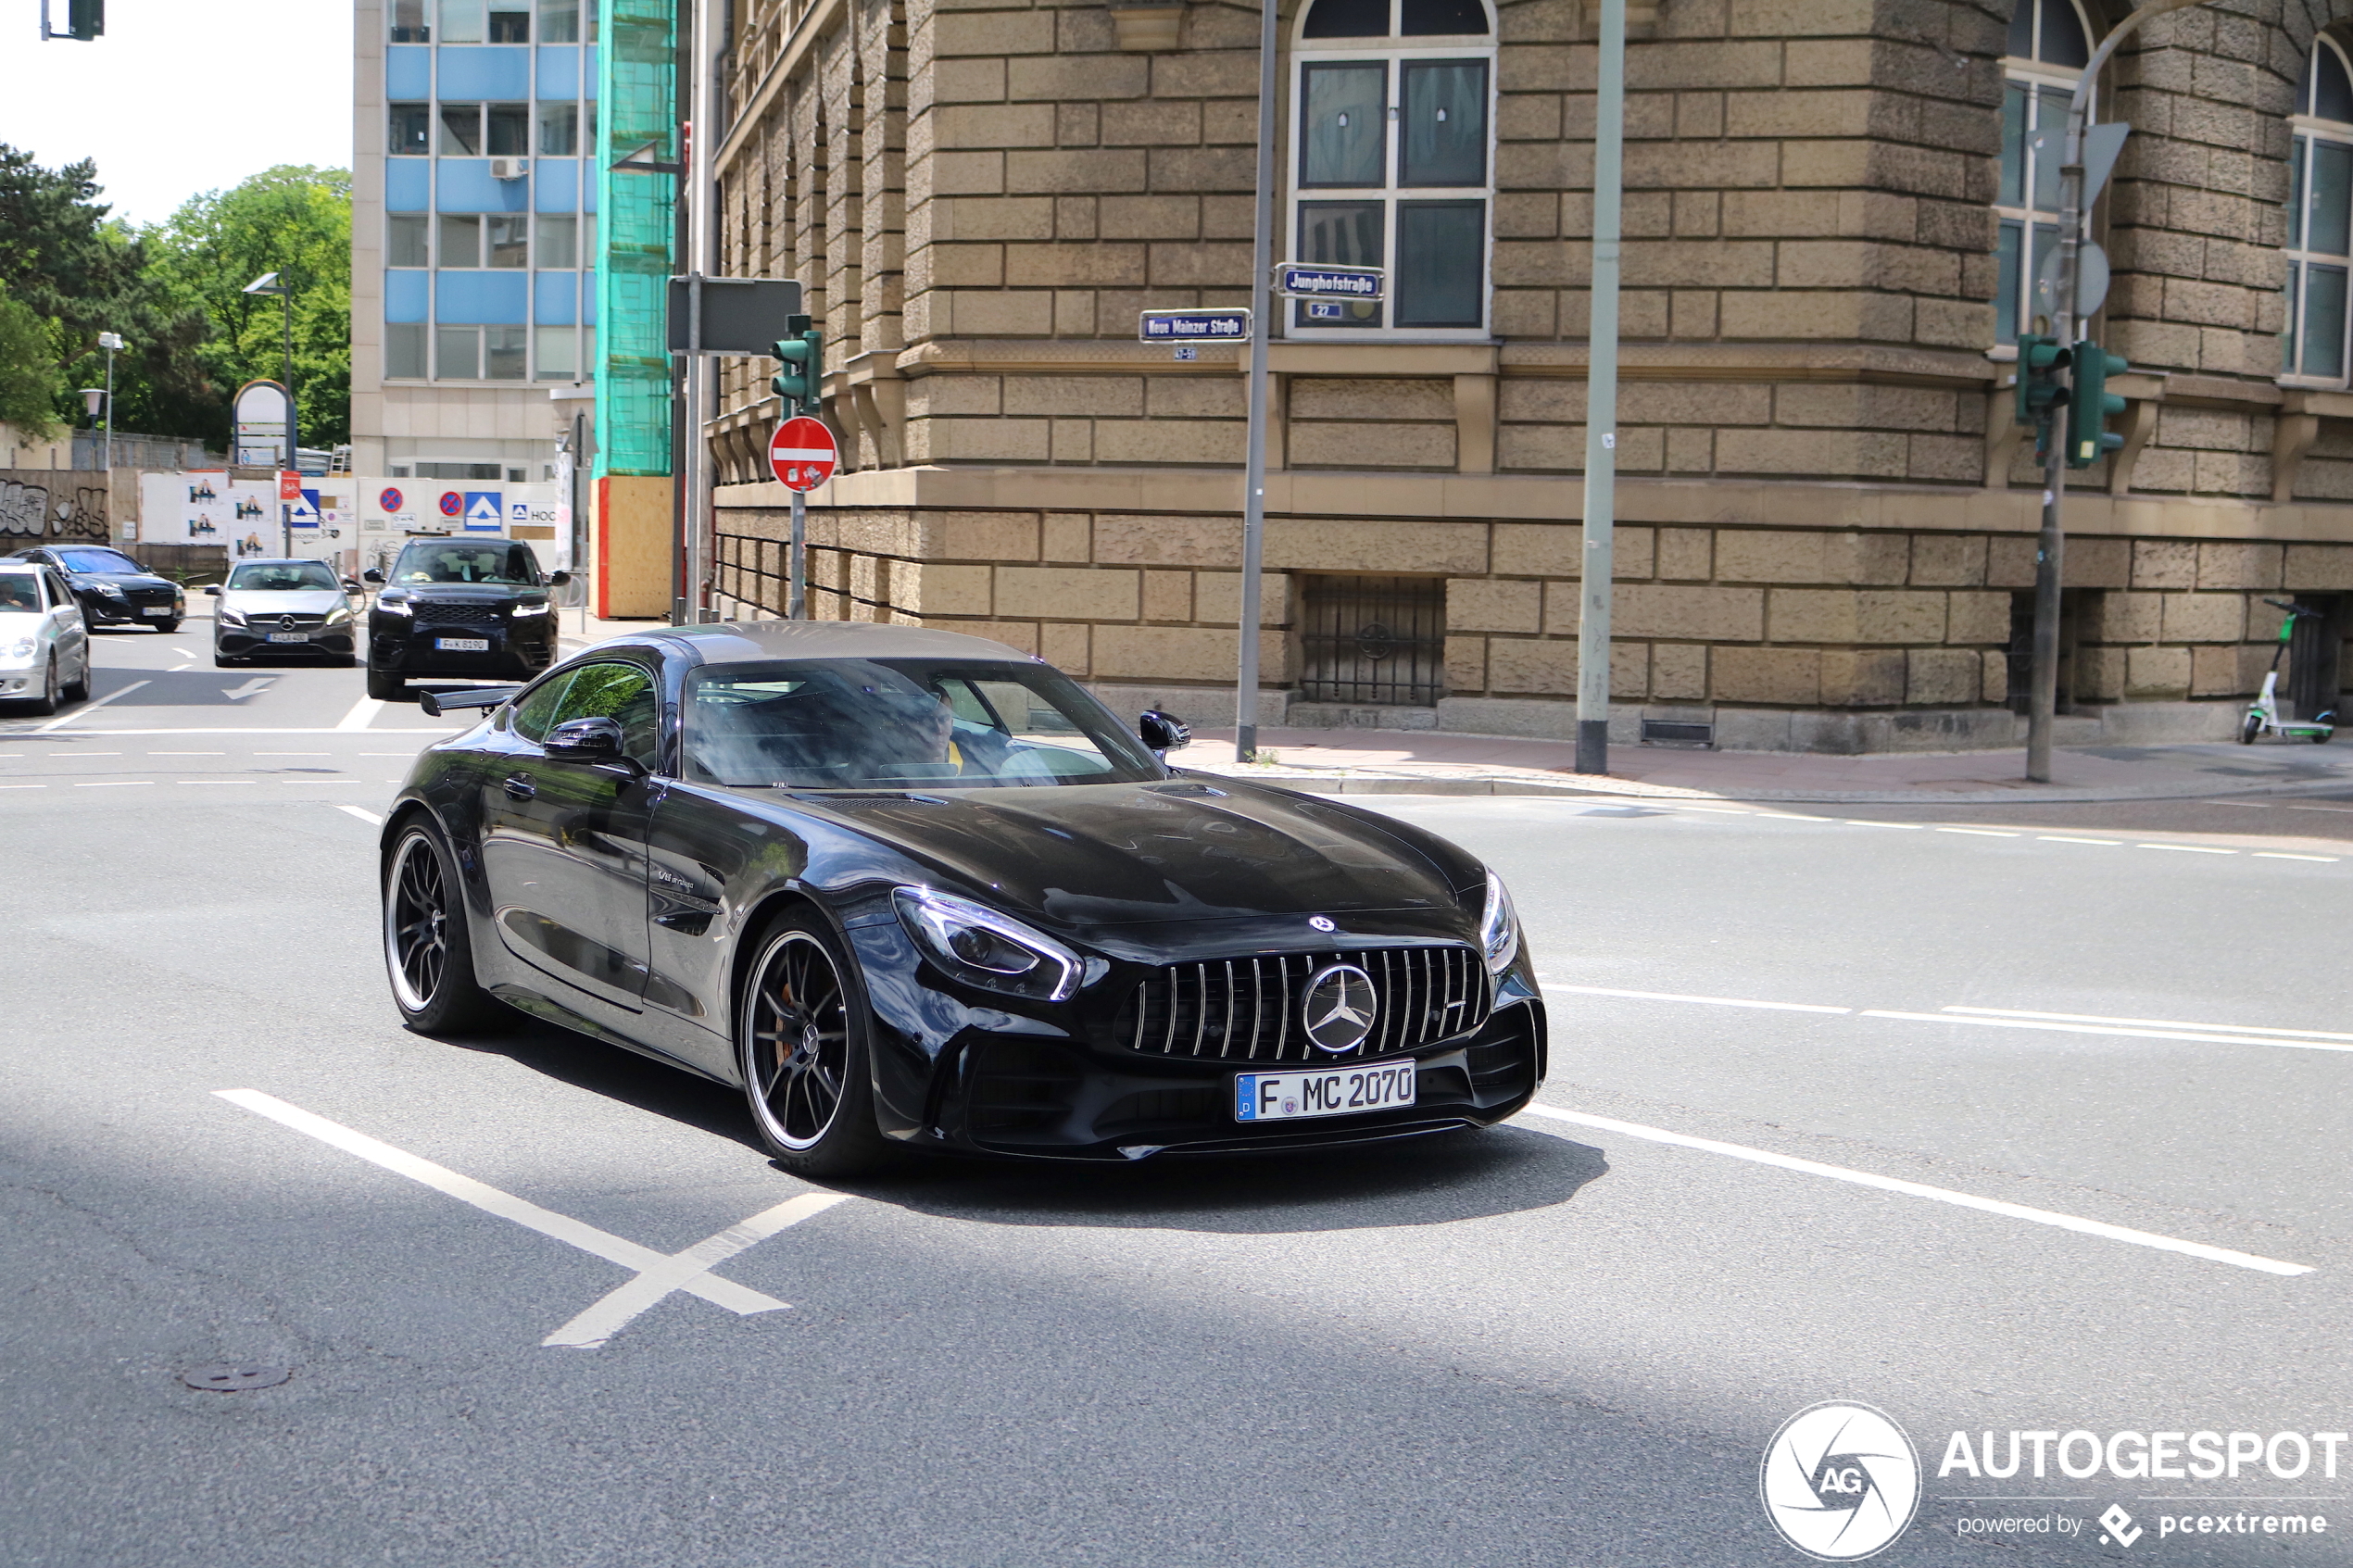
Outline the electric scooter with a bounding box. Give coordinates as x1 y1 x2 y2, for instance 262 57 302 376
2240 598 2336 745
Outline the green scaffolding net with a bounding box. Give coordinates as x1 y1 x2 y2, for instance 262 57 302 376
595 0 677 479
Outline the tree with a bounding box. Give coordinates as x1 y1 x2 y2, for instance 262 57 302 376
0 279 63 436
146 167 352 450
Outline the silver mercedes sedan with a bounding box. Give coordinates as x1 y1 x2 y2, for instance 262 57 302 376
207 558 359 667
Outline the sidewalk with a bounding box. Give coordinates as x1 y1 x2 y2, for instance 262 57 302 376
1166 725 2353 806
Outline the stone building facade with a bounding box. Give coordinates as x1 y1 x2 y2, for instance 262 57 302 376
699 0 2353 751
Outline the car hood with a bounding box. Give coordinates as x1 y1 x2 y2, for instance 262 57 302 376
789 777 1476 929
75 571 176 590
221 589 348 617
385 583 542 602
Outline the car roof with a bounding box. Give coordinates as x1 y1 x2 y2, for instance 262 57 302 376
607 620 1038 665
228 558 325 569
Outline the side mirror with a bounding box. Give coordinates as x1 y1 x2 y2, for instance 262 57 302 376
342 577 361 592
361 568 384 584
548 570 573 587
545 715 635 767
203 585 220 596
1138 709 1190 757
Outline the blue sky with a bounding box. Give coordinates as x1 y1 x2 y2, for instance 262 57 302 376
3 0 356 226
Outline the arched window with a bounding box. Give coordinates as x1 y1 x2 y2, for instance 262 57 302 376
2284 37 2353 383
1994 0 2095 345
1287 0 1495 337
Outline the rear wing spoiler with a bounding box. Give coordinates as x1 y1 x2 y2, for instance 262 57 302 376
417 685 522 718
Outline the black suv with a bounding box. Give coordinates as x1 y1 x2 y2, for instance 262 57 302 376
2 545 184 631
362 537 570 701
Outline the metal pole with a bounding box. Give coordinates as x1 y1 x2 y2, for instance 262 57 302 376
1234 0 1278 763
788 486 806 618
680 0 719 623
283 290 296 477
1575 0 1626 775
101 336 114 541
2028 0 2200 782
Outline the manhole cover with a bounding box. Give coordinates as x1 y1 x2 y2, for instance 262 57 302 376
180 1363 291 1392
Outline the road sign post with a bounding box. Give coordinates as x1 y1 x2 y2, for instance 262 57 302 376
768 416 837 620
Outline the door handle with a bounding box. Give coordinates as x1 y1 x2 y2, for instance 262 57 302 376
502 772 536 801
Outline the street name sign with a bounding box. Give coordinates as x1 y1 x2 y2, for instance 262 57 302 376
1276 263 1383 300
1139 309 1252 345
668 275 806 356
769 416 838 492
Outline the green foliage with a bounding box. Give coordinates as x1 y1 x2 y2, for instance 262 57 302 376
0 278 63 436
0 147 350 453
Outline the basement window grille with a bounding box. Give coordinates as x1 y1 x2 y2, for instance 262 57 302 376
1298 574 1446 706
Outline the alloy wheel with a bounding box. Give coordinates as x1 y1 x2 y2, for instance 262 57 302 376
384 832 452 1011
747 932 850 1149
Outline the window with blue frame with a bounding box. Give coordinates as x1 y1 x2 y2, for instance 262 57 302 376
2286 36 2353 383
1994 0 2095 346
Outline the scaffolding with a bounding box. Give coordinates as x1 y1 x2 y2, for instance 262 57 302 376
594 0 678 481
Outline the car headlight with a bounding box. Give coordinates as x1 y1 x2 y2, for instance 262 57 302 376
894 886 1082 1002
324 605 353 626
510 599 549 618
90 580 126 597
1478 869 1521 974
218 608 246 628
3 636 35 662
376 596 413 617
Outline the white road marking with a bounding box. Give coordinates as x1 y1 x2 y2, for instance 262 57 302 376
2039 835 2122 846
543 1192 850 1349
149 750 225 755
1541 983 1850 1015
1844 820 1925 830
334 805 384 825
33 679 150 732
2138 843 2233 855
214 1090 800 1331
1670 805 1755 815
1516 1104 2313 1277
168 662 191 671
1860 1010 2353 1055
2287 804 2353 813
1946 1006 2353 1044
2256 851 2340 862
179 780 254 785
49 751 120 756
281 778 363 784
173 647 195 658
335 696 385 731
220 678 274 701
0 784 46 790
1937 827 2020 837
73 781 149 787
254 751 331 756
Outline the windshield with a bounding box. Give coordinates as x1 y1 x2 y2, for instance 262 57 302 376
391 541 541 586
56 548 140 574
0 573 39 612
228 561 341 591
683 658 1165 790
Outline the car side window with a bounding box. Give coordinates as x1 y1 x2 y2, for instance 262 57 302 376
44 571 74 612
548 661 661 768
508 671 574 742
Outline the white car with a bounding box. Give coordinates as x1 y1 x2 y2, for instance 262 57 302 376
0 562 92 715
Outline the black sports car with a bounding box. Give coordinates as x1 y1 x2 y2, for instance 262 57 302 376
2 544 184 631
361 537 569 700
378 621 1544 1173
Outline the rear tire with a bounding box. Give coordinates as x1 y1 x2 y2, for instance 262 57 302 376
737 914 899 1176
2240 712 2263 745
366 667 403 701
154 620 180 633
382 819 504 1035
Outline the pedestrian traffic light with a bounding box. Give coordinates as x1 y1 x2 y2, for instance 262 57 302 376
2067 339 2128 470
771 314 822 414
64 0 103 38
2015 333 2070 430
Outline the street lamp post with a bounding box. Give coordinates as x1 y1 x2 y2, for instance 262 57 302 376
243 273 298 557
97 331 121 540
2026 0 2205 782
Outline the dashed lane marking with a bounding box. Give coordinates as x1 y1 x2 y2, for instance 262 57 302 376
334 805 384 825
1515 1103 2313 1277
1541 983 1851 1015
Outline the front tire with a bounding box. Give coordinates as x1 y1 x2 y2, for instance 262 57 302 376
738 916 897 1176
382 820 503 1034
21 654 58 716
2240 711 2263 745
154 620 180 633
366 667 403 701
61 654 88 703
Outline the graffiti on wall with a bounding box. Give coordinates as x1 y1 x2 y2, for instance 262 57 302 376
0 471 110 542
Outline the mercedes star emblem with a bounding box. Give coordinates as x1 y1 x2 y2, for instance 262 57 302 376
1302 963 1378 1054
1308 915 1336 933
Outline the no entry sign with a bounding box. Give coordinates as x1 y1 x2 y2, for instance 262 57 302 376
768 417 838 492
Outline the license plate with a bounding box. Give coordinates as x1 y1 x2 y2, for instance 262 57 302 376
1234 1059 1416 1123
435 637 490 651
267 632 308 644
142 606 171 616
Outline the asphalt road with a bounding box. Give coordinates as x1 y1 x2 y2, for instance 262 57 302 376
5 619 2349 1566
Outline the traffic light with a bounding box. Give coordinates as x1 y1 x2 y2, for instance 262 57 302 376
770 314 822 414
64 0 102 39
2015 333 2070 430
2067 339 2128 470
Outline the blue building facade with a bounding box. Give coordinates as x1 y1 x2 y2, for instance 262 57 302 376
354 0 599 482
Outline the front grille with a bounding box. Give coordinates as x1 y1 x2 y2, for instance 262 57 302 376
415 602 500 624
1116 945 1490 1064
249 612 325 629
